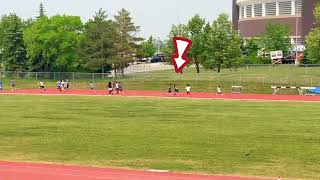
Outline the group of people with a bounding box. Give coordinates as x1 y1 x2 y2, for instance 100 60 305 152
57 80 70 92
0 79 16 91
167 84 223 95
107 81 123 95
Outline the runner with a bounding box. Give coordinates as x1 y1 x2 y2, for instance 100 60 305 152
61 80 65 92
186 84 191 95
89 82 94 90
168 84 172 93
57 80 62 91
216 86 223 95
115 82 120 95
108 82 113 96
118 82 124 95
38 81 46 92
10 79 15 91
112 81 116 93
66 79 70 90
173 84 179 96
0 80 2 90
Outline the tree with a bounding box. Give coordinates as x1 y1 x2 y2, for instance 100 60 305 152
1 14 27 71
138 36 156 58
305 3 320 63
113 9 142 75
24 15 83 72
37 3 46 19
162 24 189 63
188 14 205 73
261 23 292 55
80 9 117 73
200 14 242 73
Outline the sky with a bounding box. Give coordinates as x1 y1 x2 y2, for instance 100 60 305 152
0 0 232 40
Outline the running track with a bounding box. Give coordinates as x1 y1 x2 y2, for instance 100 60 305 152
1 88 320 102
0 161 270 180
0 89 312 180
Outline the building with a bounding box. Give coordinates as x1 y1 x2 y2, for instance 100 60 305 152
232 0 319 51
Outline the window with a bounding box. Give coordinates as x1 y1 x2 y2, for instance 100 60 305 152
241 6 245 19
266 2 277 16
254 4 263 17
246 5 252 18
295 0 302 14
293 38 302 45
279 1 292 15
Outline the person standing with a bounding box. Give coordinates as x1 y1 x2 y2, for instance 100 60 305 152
10 79 15 91
0 80 2 91
186 84 191 95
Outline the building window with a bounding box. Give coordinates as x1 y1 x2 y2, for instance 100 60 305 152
279 1 292 15
254 4 263 17
293 38 302 45
246 5 252 18
295 0 302 14
266 2 277 16
241 6 245 19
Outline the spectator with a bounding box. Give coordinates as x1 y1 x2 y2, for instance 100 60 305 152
186 84 191 95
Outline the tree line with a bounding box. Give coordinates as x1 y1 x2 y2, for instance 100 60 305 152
0 4 145 74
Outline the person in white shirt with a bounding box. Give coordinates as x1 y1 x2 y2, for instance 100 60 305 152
39 81 46 92
89 82 94 90
216 86 222 95
186 84 191 95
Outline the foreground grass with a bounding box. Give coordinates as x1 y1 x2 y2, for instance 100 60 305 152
0 95 319 179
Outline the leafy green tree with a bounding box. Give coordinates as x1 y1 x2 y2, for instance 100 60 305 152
80 9 117 73
306 3 320 63
1 14 27 71
200 14 242 73
188 14 205 73
162 24 189 63
24 15 83 72
113 9 142 75
314 3 320 21
138 36 157 58
261 23 292 55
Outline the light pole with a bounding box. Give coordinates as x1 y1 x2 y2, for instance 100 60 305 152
295 13 299 66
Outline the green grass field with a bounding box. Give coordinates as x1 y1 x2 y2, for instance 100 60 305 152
1 65 320 94
0 95 319 179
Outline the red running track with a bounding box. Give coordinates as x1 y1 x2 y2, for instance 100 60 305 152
0 161 270 180
1 88 320 102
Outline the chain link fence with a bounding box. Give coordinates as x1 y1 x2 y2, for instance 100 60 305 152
0 64 319 94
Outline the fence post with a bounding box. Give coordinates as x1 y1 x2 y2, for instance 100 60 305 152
311 77 313 87
92 73 94 83
54 72 56 81
72 73 75 85
35 72 38 80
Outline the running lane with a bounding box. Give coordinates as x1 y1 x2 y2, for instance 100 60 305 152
0 161 270 180
1 89 320 102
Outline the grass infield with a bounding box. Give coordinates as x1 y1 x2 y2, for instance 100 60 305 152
0 95 319 179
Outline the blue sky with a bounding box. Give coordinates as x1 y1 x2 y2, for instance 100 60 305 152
0 0 232 39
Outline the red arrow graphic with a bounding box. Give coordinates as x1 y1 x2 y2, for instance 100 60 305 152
171 37 192 73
